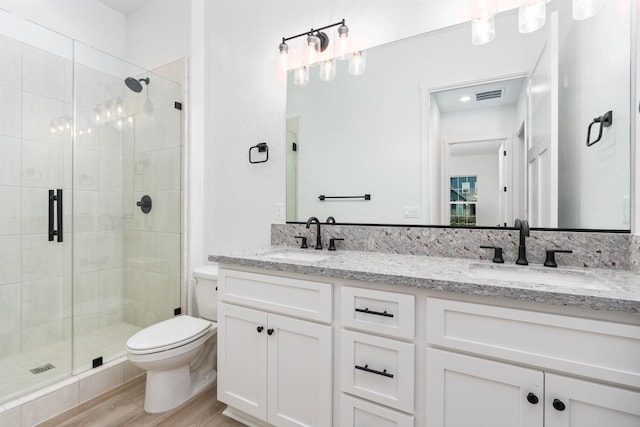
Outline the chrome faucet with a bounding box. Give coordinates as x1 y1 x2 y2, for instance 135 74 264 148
306 216 322 249
514 218 530 265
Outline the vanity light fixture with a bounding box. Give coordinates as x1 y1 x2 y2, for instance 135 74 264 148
281 19 363 83
519 0 547 33
572 0 604 20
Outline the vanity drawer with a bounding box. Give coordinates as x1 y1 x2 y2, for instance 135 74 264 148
426 298 640 388
341 330 415 413
341 286 415 340
340 394 414 427
218 269 332 323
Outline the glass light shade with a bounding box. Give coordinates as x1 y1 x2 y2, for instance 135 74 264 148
519 1 546 33
319 59 336 81
573 0 604 20
348 51 366 76
337 23 349 60
279 41 289 71
471 15 495 45
305 34 320 64
293 66 309 86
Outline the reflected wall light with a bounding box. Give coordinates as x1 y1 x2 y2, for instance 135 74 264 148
293 66 310 86
471 0 496 45
348 51 366 76
471 0 605 45
572 0 604 20
519 0 547 33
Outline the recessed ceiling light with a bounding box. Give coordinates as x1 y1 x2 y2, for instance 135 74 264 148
460 96 471 102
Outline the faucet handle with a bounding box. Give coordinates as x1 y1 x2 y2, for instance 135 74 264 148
294 236 308 249
328 238 344 251
544 249 573 268
480 246 504 263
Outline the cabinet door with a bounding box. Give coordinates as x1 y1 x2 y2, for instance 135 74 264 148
426 349 543 427
217 303 268 420
545 374 640 427
267 313 333 427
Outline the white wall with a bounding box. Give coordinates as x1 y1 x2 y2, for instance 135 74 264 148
557 0 631 229
126 0 191 69
0 0 126 58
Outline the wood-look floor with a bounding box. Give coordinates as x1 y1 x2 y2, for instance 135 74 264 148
38 376 245 427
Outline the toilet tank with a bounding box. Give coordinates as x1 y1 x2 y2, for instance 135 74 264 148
192 265 218 321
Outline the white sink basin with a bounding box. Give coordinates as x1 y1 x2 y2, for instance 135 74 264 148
467 263 608 290
265 251 333 263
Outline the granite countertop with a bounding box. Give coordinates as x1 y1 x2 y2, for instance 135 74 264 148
209 246 640 316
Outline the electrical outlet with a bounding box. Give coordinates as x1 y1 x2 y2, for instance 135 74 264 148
274 203 285 221
403 206 420 218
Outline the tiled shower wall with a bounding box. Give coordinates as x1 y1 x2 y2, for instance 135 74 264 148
122 64 183 329
72 63 129 340
0 36 73 360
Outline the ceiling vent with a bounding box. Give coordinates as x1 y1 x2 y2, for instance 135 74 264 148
475 89 504 102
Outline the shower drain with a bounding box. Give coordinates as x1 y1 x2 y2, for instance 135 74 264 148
30 363 55 375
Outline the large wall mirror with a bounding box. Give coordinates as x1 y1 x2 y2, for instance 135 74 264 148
286 0 632 230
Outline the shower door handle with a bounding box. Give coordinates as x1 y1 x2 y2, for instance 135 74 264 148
48 189 63 242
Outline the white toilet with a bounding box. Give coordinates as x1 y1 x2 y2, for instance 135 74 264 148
126 265 219 413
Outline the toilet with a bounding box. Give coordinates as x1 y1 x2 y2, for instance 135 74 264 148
126 264 219 413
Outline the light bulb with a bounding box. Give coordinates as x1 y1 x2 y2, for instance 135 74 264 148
293 66 309 86
305 34 320 64
337 22 349 60
348 51 366 76
471 15 495 45
519 1 546 33
319 59 336 82
279 40 289 71
573 0 604 20
87 128 92 134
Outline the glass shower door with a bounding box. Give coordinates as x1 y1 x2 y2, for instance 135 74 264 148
0 31 74 403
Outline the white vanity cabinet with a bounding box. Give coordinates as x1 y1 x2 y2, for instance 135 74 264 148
425 298 640 427
339 286 416 425
217 269 333 427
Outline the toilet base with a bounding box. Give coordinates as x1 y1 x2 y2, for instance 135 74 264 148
144 366 217 414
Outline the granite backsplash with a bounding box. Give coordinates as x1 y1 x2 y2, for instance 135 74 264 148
272 224 632 270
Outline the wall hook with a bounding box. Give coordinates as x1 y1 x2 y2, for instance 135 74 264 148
586 110 612 147
249 142 269 164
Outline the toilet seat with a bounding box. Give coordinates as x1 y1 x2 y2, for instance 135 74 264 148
127 315 213 355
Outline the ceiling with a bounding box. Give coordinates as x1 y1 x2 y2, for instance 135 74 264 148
97 0 156 15
432 78 525 114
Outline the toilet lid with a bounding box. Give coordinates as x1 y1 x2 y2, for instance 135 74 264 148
126 315 212 354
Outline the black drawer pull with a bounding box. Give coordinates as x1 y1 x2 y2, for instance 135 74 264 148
355 364 394 378
355 308 394 318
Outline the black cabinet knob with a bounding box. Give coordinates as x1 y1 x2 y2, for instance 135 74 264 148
526 393 539 404
552 399 566 411
257 326 264 333
267 328 275 335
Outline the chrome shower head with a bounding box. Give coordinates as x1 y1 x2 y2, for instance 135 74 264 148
125 77 150 93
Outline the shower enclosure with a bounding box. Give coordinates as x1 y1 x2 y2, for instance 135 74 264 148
0 13 183 404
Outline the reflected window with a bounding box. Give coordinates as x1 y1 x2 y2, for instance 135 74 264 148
450 176 477 226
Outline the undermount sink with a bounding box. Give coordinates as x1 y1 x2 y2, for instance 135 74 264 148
265 251 333 263
467 263 609 290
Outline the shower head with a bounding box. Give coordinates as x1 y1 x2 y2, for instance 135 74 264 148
125 77 150 93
